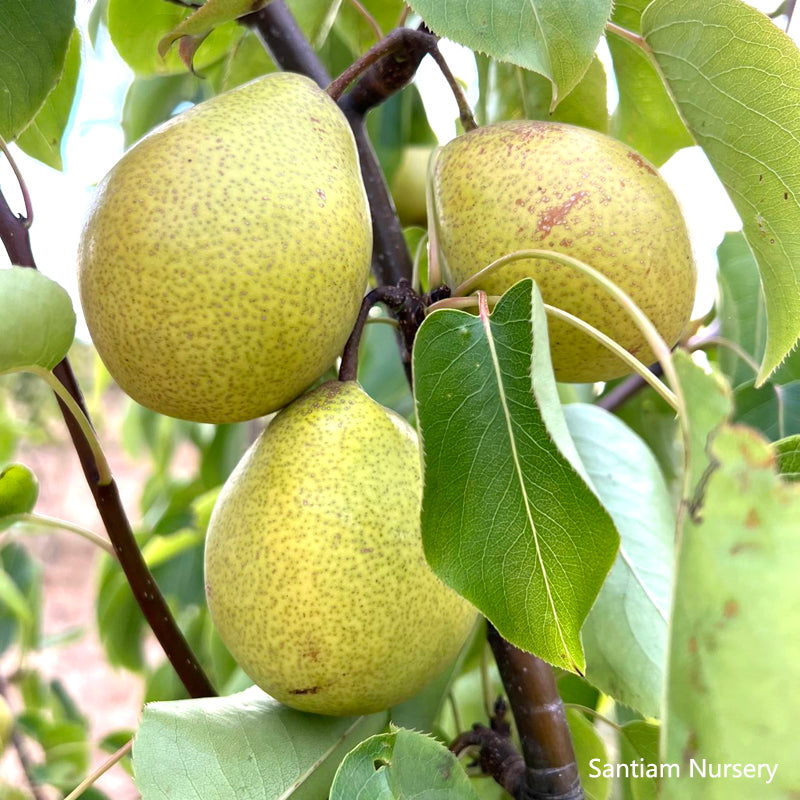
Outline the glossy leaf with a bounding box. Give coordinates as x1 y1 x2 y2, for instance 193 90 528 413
108 0 240 76
662 425 800 798
642 0 800 383
606 0 691 166
330 728 478 799
0 268 76 372
213 30 275 93
716 232 800 386
15 28 82 171
0 0 75 141
565 404 674 717
479 55 608 133
733 379 800 441
618 720 660 800
133 687 388 799
407 0 612 107
414 280 619 671
158 0 270 58
567 710 610 800
775 435 800 481
121 73 202 148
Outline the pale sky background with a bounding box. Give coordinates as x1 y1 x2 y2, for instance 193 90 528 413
1 0 795 341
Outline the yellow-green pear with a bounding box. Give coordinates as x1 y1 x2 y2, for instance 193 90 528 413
204 381 476 715
78 73 372 423
390 145 434 228
432 121 696 383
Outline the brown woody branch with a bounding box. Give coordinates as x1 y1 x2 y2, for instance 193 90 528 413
0 180 215 699
244 5 583 798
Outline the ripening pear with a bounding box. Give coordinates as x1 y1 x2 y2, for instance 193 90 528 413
78 73 372 423
432 121 696 383
390 145 434 227
204 381 476 715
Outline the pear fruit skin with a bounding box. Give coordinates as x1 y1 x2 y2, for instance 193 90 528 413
204 381 476 716
390 145 434 227
78 72 372 423
432 121 696 383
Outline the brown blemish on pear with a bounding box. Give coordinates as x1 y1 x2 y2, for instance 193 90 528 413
433 120 697 383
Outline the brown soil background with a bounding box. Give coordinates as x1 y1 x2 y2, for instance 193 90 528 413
1 392 159 799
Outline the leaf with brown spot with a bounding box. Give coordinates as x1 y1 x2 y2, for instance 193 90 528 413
663 425 800 799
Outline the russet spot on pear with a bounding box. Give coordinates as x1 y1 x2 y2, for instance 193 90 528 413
432 121 696 383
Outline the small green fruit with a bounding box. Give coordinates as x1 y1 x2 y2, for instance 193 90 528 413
390 146 434 228
204 381 476 715
79 73 372 423
0 464 38 529
432 121 696 383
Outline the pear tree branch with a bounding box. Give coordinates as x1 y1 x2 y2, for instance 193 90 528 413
0 153 216 699
243 6 583 799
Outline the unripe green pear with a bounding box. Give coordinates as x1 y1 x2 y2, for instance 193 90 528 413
390 145 434 227
432 121 696 383
204 381 476 715
79 73 372 423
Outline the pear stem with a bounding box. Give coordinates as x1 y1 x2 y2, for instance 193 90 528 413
245 8 585 799
326 27 477 131
0 181 217 699
4 513 115 556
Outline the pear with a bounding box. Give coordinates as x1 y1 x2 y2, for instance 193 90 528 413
204 381 476 715
390 145 434 228
432 121 696 383
78 72 372 423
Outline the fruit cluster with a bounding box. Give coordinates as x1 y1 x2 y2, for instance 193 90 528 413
78 72 695 715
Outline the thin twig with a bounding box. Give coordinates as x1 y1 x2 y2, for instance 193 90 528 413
0 138 33 228
0 183 216 699
0 676 46 800
605 21 649 52
63 739 133 800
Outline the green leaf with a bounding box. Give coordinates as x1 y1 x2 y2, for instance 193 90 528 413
330 727 478 799
332 0 403 57
15 27 82 171
716 231 800 386
414 280 619 671
642 0 800 383
288 0 343 49
607 39 691 167
0 0 75 141
158 0 269 59
108 0 240 76
407 0 612 108
673 350 733 498
0 268 76 372
121 72 203 148
618 720 660 800
0 464 38 520
479 55 608 133
0 544 40 655
564 404 674 717
212 30 275 93
133 686 388 799
662 425 800 798
733 379 800 441
567 710 610 800
358 318 413 419
775 435 800 481
88 0 109 49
